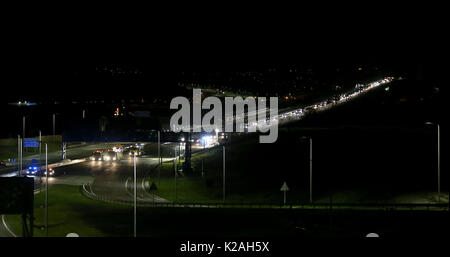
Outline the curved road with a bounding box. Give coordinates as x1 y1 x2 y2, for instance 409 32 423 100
45 143 178 204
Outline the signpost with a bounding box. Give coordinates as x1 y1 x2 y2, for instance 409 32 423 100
280 181 289 204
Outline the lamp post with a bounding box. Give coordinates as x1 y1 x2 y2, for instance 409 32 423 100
174 149 178 202
178 142 181 166
17 135 20 176
158 130 161 186
301 136 313 203
22 116 26 153
23 116 25 139
223 146 226 202
133 154 137 237
425 122 440 202
309 137 312 203
45 144 48 237
53 113 56 136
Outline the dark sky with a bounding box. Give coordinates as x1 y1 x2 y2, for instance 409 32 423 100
2 11 446 102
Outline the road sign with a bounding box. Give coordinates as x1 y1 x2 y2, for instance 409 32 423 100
280 182 289 204
24 139 39 147
280 182 289 191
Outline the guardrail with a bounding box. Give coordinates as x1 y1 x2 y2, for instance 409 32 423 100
80 184 449 211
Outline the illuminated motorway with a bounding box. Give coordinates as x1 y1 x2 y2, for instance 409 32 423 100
38 77 395 204
1 77 396 232
1 77 395 207
174 76 395 132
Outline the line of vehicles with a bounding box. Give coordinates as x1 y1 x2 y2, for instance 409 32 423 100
21 144 146 177
24 166 55 177
89 144 144 162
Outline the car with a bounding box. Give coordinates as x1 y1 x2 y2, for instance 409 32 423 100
0 161 6 168
24 165 55 176
102 151 117 161
42 168 55 176
124 147 142 158
90 151 103 161
25 165 40 175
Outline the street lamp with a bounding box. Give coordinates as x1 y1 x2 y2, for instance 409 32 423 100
301 136 313 203
425 122 440 202
174 149 178 202
158 130 161 186
223 146 226 202
133 154 137 237
53 113 56 136
178 142 181 166
23 116 26 139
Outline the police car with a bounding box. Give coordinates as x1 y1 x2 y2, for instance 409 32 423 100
25 165 54 176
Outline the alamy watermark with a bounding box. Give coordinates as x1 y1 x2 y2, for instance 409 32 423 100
170 89 279 143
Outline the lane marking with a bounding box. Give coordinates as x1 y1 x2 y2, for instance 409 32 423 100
1 215 18 237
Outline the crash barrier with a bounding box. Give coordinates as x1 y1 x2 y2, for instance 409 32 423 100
80 184 449 211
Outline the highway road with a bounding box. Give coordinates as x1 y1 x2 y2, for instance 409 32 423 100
172 77 395 132
1 142 176 237
38 142 178 204
0 143 116 176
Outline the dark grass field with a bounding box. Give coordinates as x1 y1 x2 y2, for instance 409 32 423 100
150 123 443 205
6 185 449 238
